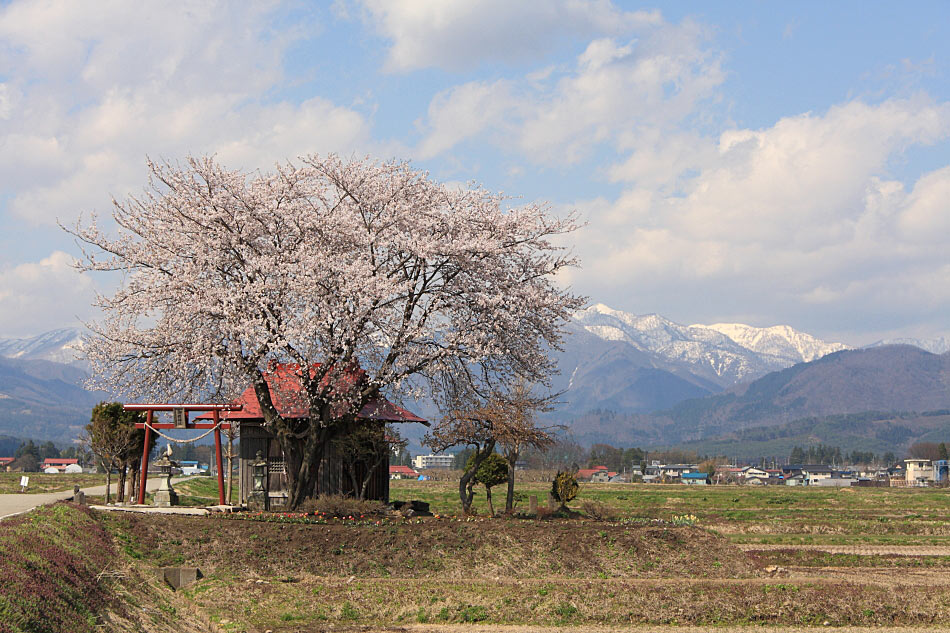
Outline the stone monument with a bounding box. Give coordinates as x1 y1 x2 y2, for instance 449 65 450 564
152 443 179 507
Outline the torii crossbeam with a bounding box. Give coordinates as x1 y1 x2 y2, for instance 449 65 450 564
123 404 242 505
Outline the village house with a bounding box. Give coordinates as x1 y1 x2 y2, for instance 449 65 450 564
40 458 81 473
784 473 808 486
904 458 934 486
389 465 419 480
576 466 609 482
799 465 834 485
681 472 709 485
0 457 14 471
659 464 696 481
714 466 746 484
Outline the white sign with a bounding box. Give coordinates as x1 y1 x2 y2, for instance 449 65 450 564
19 476 28 488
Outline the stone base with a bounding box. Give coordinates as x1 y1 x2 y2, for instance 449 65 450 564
153 489 179 507
247 492 267 512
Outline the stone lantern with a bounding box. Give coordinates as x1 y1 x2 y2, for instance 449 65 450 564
248 450 268 511
152 444 179 507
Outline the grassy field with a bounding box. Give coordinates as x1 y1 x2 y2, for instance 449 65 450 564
9 480 950 632
390 479 950 546
0 472 105 494
172 475 239 506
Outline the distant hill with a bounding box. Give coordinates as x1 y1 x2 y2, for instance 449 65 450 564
0 356 103 444
658 410 950 460
559 345 950 448
0 434 24 456
3 320 950 450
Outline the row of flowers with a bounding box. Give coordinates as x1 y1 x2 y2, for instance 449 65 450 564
215 510 493 526
215 510 699 527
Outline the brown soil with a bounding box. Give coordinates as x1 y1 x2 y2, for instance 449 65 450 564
103 513 758 580
187 575 950 630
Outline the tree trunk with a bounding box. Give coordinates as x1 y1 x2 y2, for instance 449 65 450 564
505 448 518 513
359 455 383 500
458 440 494 514
279 422 332 510
105 467 112 505
126 462 137 503
117 466 127 504
348 465 361 499
485 485 494 516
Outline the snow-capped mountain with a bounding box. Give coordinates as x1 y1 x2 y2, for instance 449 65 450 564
572 304 849 387
699 322 850 364
0 328 86 365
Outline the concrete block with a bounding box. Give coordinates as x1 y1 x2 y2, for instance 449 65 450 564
158 567 200 590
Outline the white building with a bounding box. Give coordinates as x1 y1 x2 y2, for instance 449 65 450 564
904 459 933 486
412 454 455 470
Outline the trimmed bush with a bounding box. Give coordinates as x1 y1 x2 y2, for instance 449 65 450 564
550 471 578 509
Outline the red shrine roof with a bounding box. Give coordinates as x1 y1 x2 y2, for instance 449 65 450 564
195 363 426 424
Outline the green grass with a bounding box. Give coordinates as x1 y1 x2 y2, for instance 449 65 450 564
391 479 950 545
172 476 238 506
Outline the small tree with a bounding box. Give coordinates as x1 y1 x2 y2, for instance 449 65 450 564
10 454 38 472
470 452 508 516
426 374 559 514
496 382 559 513
84 402 153 504
550 470 578 511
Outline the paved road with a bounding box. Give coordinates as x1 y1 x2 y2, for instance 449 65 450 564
0 476 192 521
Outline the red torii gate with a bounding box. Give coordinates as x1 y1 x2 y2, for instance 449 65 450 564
123 404 242 506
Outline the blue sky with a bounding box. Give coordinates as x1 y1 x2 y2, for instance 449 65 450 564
1 1 949 345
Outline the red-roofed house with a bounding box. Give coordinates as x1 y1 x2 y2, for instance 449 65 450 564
41 458 80 473
389 465 419 480
195 363 426 509
0 457 14 471
577 466 609 482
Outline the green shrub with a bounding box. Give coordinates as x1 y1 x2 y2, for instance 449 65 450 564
550 471 578 509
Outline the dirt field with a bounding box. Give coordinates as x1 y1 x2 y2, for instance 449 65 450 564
76 481 950 632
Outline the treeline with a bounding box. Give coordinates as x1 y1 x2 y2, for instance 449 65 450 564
787 442 950 466
446 439 682 473
3 439 88 472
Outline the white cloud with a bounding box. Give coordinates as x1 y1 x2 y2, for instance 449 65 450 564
570 97 950 338
0 251 97 337
0 1 371 226
416 18 723 163
359 0 661 72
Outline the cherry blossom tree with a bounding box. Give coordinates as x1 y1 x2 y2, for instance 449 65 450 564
67 154 582 509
